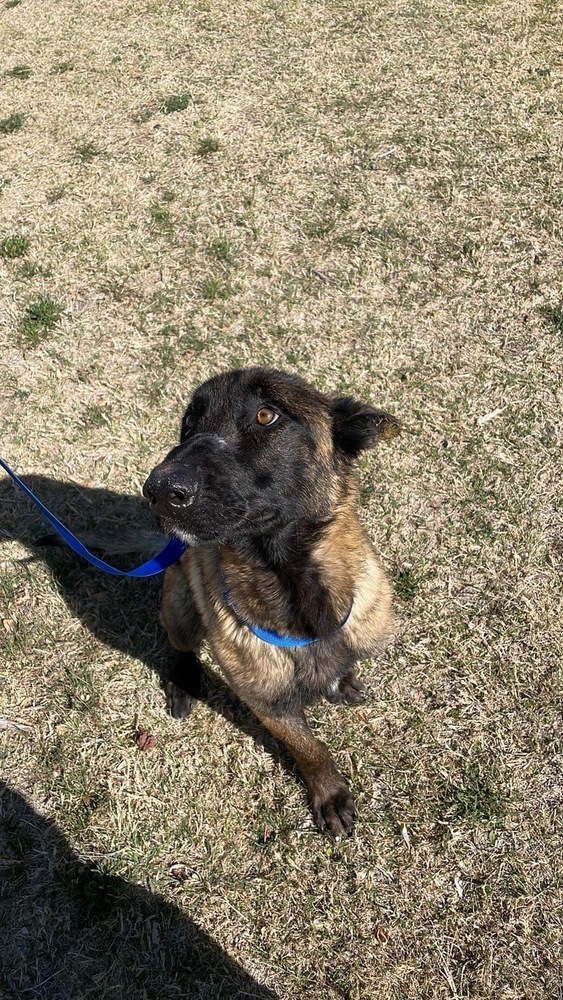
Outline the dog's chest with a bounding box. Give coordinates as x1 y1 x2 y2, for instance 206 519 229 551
183 549 355 710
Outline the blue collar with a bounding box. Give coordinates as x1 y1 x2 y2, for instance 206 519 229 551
222 579 352 649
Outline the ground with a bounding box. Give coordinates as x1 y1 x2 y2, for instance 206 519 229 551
0 0 562 997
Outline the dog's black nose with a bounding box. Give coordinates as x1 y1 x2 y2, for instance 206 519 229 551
143 465 196 514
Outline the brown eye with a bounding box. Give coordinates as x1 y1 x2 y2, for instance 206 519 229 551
183 413 195 433
256 407 279 426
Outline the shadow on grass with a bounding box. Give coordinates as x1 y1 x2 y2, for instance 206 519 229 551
0 473 298 770
0 781 277 1000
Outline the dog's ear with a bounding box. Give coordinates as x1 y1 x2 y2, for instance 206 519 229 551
331 396 399 457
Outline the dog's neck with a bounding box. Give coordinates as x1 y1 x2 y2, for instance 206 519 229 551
220 509 359 640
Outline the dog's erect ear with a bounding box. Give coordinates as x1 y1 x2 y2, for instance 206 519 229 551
331 396 399 457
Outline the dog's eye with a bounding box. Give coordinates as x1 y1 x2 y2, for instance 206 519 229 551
182 413 195 436
256 407 279 426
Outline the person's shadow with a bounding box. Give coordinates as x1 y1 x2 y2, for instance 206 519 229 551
0 780 278 999
0 472 298 767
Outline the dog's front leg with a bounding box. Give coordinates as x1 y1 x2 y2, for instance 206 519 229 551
160 562 205 719
165 649 204 719
255 710 356 836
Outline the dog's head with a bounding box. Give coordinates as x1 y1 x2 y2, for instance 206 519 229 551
143 368 398 546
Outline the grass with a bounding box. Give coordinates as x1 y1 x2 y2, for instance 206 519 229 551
207 236 236 263
541 303 563 335
196 136 220 156
75 141 101 163
5 64 32 79
393 565 419 601
161 93 192 114
148 200 174 234
0 112 25 134
52 60 74 74
81 402 111 428
0 0 562 998
17 260 52 279
201 275 234 300
0 234 29 259
19 296 63 345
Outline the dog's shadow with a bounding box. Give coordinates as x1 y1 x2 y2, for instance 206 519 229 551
0 780 278 999
0 474 294 771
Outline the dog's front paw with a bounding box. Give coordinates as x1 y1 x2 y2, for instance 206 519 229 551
165 680 197 719
310 779 356 837
326 670 366 705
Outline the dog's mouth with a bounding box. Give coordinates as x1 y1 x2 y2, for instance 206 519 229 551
152 512 214 547
153 500 284 548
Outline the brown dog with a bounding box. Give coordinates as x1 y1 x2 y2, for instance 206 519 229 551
143 368 397 835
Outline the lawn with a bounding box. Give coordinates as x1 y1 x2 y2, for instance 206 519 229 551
1 0 562 997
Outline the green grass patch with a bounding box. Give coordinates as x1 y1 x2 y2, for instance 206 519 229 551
196 136 220 156
0 234 29 259
393 565 420 601
201 276 233 300
161 93 192 114
5 64 32 79
75 142 100 163
81 403 111 428
303 216 336 239
149 200 174 234
19 296 63 346
541 303 563 335
52 60 74 74
17 261 52 279
0 112 25 134
207 236 235 263
437 759 507 828
132 106 155 124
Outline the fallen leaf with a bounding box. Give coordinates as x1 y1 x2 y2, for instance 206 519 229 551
0 719 32 732
476 406 506 426
136 729 156 751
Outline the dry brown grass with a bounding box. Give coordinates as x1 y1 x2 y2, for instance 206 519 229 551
1 0 562 997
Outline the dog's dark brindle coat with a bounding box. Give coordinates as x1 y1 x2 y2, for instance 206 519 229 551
143 367 398 836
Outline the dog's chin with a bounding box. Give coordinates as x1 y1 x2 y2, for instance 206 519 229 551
156 511 284 548
171 528 220 548
157 516 234 548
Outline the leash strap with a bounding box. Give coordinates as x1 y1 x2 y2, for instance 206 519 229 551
0 457 187 577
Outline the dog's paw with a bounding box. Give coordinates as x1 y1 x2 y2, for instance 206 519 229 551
165 680 197 720
310 781 356 837
326 671 366 706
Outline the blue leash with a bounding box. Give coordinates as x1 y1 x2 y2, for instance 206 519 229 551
0 457 187 578
1 456 350 646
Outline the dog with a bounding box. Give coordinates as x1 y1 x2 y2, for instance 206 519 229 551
143 367 398 836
